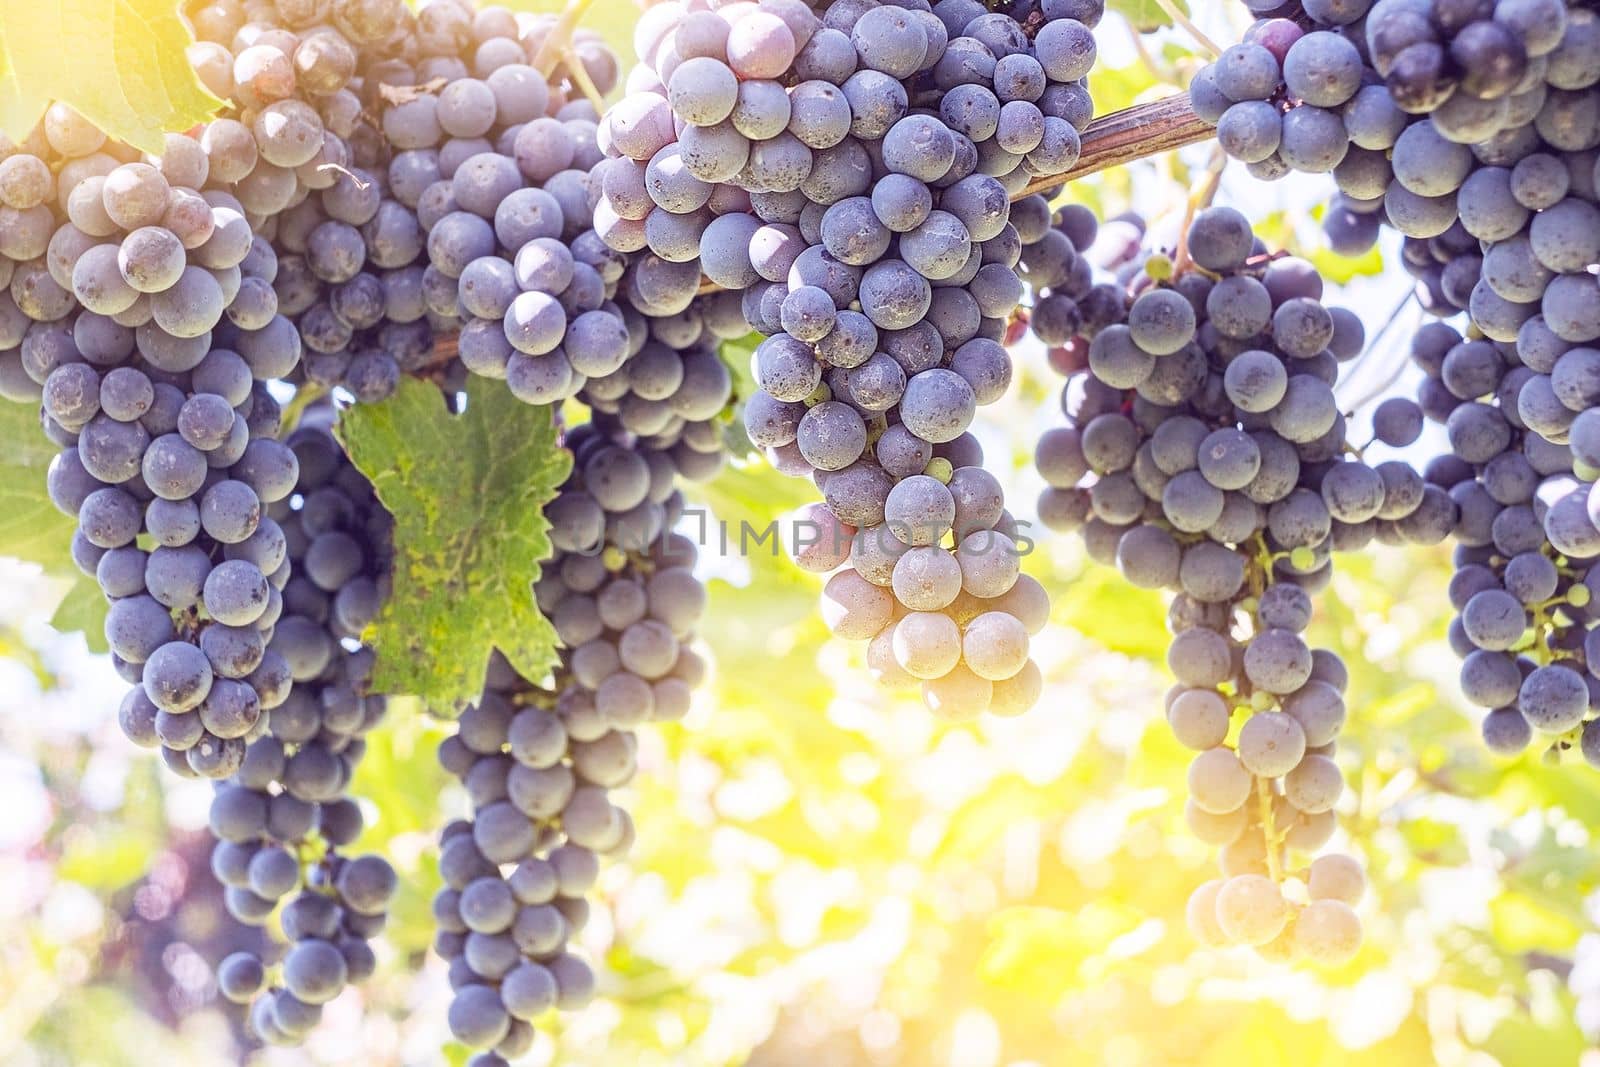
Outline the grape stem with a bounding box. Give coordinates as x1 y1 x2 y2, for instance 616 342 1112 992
1171 146 1226 277
313 161 369 187
280 382 329 434
1256 761 1286 884
562 46 609 114
1152 0 1224 58
1243 543 1287 886
533 0 600 78
1332 290 1420 416
1126 22 1178 87
377 77 449 106
1014 93 1215 200
1247 533 1273 598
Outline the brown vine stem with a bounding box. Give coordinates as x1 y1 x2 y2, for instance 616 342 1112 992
377 77 449 106
1014 93 1214 200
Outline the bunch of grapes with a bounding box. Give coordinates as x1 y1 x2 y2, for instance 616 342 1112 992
575 293 737 474
388 18 641 406
1013 191 1130 360
0 111 309 780
179 0 423 398
1034 206 1460 962
426 111 626 407
0 114 295 398
1191 0 1598 325
196 420 399 1044
587 0 1108 719
1189 0 1600 770
1400 304 1600 765
184 0 638 403
432 419 714 1064
30 0 1600 1038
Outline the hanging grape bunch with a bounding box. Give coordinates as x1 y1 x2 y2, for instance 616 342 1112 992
587 0 1106 721
206 419 399 1043
13 110 307 780
1192 0 1598 327
0 0 1599 1059
1035 205 1452 962
433 413 716 1059
1188 0 1600 766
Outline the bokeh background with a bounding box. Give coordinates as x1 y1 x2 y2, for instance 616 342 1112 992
3 3 1599 1066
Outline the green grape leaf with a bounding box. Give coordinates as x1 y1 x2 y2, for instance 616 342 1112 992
336 377 570 710
1056 561 1169 661
0 399 75 572
1109 0 1186 33
51 576 110 653
0 0 222 155
0 399 108 649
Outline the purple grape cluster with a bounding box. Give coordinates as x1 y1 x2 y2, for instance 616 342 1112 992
178 0 422 401
575 294 737 474
432 417 715 1065
1015 190 1147 369
588 0 1109 720
1033 206 1455 963
1188 0 1600 769
1406 304 1600 766
1 113 309 780
1191 0 1598 329
386 37 635 406
200 420 399 1044
3 1 730 1052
